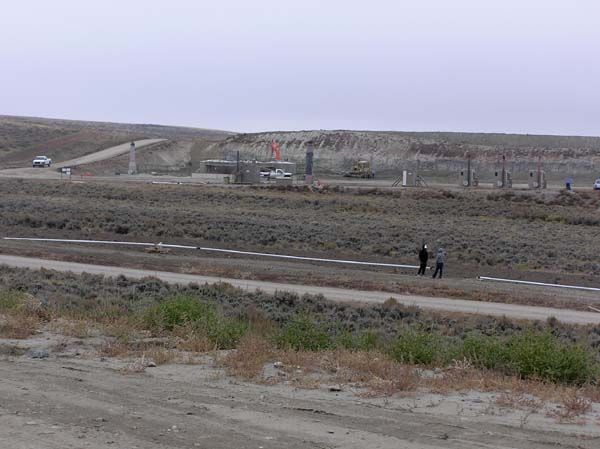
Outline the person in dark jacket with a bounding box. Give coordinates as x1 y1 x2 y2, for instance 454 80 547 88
417 244 428 275
432 248 446 279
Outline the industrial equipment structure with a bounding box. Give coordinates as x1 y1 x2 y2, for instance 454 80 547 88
194 159 296 184
305 142 314 185
493 155 512 188
459 153 478 187
344 160 375 178
392 160 428 187
269 141 282 161
528 157 547 189
128 142 137 175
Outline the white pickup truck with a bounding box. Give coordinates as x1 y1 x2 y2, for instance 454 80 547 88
32 156 52 167
260 168 292 179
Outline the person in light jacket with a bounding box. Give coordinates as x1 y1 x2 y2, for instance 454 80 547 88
432 248 446 279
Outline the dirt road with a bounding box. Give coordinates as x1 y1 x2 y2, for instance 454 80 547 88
1 254 599 325
54 139 167 168
1 338 599 449
0 139 166 179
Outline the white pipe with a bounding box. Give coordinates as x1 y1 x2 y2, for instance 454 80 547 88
4 237 163 247
478 276 600 293
2 237 423 270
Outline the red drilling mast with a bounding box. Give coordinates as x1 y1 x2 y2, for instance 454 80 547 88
270 140 282 161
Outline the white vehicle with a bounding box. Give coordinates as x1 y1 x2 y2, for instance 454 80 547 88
593 179 600 190
260 168 292 179
32 156 52 167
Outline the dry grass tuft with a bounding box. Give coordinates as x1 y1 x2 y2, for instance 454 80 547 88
102 318 139 341
0 313 41 339
48 319 95 338
495 392 544 411
220 334 275 380
321 349 417 396
100 340 132 358
549 391 593 421
145 347 177 365
171 325 216 353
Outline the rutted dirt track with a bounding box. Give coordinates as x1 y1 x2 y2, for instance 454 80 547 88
1 355 599 449
1 254 600 325
0 139 166 178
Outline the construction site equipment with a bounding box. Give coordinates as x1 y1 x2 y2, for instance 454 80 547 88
305 142 314 185
197 160 296 184
528 157 547 189
260 168 292 179
128 142 136 175
528 170 547 189
269 141 282 161
392 170 428 187
459 153 478 187
459 169 478 187
344 160 374 178
493 155 512 188
494 170 512 188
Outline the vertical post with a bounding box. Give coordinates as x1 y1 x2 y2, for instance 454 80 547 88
537 155 542 188
415 159 420 187
467 152 471 187
128 142 137 175
501 154 506 188
305 142 314 185
236 150 240 183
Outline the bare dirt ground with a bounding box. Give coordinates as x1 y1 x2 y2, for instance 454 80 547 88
2 330 600 449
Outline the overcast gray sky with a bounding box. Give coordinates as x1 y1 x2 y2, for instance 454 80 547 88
1 0 598 135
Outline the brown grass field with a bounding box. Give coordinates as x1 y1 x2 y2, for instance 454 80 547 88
0 179 598 282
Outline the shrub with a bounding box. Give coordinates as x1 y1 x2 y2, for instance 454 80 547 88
144 296 217 331
457 331 598 385
336 329 381 351
0 290 26 311
277 316 333 351
506 331 597 385
143 296 247 349
460 333 507 370
390 330 448 365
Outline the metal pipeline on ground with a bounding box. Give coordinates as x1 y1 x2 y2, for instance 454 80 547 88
2 237 424 270
6 238 598 293
478 276 600 292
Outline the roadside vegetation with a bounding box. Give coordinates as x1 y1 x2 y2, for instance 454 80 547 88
1 267 599 397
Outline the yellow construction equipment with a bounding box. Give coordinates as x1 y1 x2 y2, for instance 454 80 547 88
343 160 374 178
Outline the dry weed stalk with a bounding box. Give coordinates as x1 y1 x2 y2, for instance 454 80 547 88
0 314 40 339
548 391 593 422
220 334 275 380
48 319 95 338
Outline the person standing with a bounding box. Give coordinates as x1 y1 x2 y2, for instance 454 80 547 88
417 244 428 276
565 177 573 191
432 248 446 279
